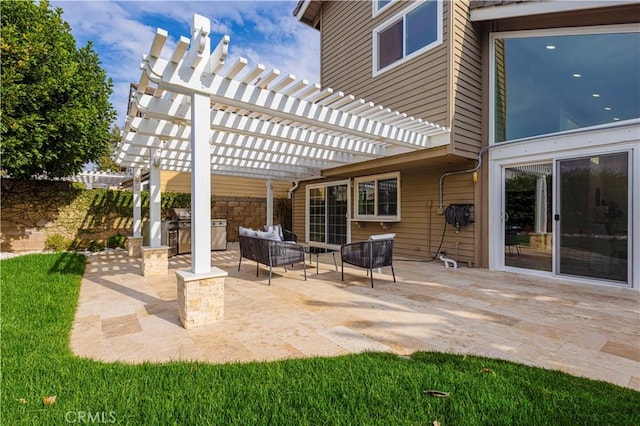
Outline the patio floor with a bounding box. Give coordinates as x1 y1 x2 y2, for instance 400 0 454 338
71 244 639 390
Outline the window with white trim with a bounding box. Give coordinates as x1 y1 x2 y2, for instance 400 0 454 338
373 0 393 15
354 172 401 221
373 0 442 75
491 26 640 144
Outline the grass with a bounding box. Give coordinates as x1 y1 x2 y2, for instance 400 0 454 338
1 253 639 425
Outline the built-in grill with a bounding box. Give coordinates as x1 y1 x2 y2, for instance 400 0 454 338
168 208 192 255
166 209 227 254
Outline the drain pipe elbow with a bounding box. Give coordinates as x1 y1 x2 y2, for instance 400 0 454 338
438 146 490 213
288 180 300 199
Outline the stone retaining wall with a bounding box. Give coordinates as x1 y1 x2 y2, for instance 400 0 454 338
1 179 290 253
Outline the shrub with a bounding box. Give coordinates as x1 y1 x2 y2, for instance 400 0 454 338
106 233 126 249
44 233 72 252
87 240 105 252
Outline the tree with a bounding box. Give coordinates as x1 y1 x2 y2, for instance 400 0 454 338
1 0 116 179
96 126 124 172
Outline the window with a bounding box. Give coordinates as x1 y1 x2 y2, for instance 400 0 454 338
354 172 400 221
373 0 393 15
306 181 350 247
492 26 640 143
373 0 442 75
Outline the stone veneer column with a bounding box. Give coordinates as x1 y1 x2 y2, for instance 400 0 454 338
127 236 143 257
142 246 169 277
176 267 228 328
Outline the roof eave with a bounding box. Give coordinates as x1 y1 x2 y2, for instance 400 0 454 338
293 0 321 30
470 0 637 21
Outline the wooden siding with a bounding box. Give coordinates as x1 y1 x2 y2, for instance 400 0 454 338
292 165 478 266
320 0 451 127
161 171 291 198
451 0 484 157
490 4 640 31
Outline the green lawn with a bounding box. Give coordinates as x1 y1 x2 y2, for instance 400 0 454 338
2 253 638 425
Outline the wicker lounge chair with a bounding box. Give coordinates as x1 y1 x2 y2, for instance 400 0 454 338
238 229 306 285
340 237 396 288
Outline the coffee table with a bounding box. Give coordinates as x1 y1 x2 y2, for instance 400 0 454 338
299 244 339 274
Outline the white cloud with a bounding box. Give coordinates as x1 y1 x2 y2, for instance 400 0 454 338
50 1 320 126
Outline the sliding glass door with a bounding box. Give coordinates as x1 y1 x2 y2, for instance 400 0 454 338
503 164 553 272
557 153 629 283
307 181 349 247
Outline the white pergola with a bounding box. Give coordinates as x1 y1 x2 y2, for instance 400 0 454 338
64 170 133 189
114 14 450 275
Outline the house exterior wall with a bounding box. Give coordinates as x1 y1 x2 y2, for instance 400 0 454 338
292 161 478 266
320 0 450 128
160 171 291 198
293 0 485 266
451 0 484 156
476 2 639 288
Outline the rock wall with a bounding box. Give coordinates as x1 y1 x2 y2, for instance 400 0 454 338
1 179 290 253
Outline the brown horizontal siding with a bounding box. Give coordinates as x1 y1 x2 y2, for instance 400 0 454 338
451 0 484 156
292 167 477 266
161 171 291 198
491 4 640 31
320 0 451 127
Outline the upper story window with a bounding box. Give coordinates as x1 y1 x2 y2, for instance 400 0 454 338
492 26 640 143
373 0 443 76
373 0 393 15
354 172 401 221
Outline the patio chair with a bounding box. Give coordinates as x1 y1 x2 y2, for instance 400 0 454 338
505 230 520 255
264 224 298 242
341 237 396 288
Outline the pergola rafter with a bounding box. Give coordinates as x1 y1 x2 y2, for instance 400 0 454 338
113 14 450 276
114 16 450 181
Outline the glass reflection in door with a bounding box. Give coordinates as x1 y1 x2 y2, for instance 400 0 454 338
558 153 629 283
504 164 553 272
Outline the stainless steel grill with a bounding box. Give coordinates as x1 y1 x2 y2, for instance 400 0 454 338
168 208 191 254
167 209 227 254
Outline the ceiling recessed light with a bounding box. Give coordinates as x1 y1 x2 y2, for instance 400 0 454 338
613 117 620 121
572 73 581 78
604 107 612 111
546 45 556 50
592 93 600 98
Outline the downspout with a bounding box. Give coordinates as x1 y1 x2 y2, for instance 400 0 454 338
438 145 490 213
288 181 300 199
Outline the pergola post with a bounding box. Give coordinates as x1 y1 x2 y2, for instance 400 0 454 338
266 179 274 227
116 13 450 328
142 148 168 276
190 92 212 275
133 168 142 237
127 168 143 257
535 175 548 234
175 15 227 329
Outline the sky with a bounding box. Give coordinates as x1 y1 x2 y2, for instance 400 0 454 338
49 0 320 127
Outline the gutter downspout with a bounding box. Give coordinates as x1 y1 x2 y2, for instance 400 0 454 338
288 181 300 199
438 145 490 213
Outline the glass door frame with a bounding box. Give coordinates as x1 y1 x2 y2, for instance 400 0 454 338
488 144 640 291
495 159 556 277
305 179 351 249
553 149 633 287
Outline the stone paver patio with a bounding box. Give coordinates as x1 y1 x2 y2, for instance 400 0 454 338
71 244 639 390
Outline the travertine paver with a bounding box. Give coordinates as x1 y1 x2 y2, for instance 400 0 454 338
70 244 640 390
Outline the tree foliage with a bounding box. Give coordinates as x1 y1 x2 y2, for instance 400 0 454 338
1 0 116 179
96 126 124 172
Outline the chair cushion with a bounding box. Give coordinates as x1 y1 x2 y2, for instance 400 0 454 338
256 230 280 241
239 226 257 237
264 224 284 241
369 233 396 240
